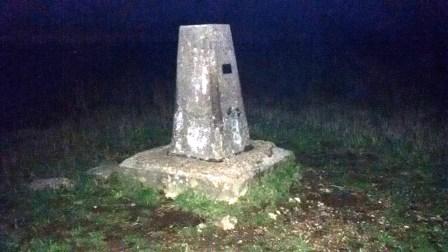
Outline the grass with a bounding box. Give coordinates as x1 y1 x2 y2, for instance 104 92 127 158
2 173 162 251
173 161 299 219
1 101 447 251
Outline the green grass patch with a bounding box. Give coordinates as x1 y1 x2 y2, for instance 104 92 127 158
123 234 159 252
24 238 72 252
242 162 301 208
174 162 301 227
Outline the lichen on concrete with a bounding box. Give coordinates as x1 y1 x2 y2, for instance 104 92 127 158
170 24 250 161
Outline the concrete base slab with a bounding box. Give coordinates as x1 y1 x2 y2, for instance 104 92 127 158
119 140 294 203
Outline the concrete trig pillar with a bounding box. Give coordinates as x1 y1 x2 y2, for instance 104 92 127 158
170 24 250 161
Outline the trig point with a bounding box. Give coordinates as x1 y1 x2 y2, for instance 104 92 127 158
113 24 295 203
171 24 250 161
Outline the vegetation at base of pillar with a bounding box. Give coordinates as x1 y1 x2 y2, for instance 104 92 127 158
1 100 447 251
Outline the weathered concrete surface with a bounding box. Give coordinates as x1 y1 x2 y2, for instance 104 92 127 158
171 24 250 161
120 140 294 203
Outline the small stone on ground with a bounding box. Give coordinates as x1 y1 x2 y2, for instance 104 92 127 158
29 177 73 191
86 160 120 179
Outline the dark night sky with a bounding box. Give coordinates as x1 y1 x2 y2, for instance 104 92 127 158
2 1 445 44
1 1 447 130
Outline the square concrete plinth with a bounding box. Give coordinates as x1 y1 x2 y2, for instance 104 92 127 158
119 140 294 203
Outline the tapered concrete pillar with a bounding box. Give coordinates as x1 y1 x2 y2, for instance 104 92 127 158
170 24 250 161
100 24 296 203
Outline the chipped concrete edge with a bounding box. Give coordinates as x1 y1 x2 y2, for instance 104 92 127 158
118 141 296 204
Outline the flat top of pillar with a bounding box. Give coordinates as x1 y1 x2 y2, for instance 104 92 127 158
179 24 230 30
